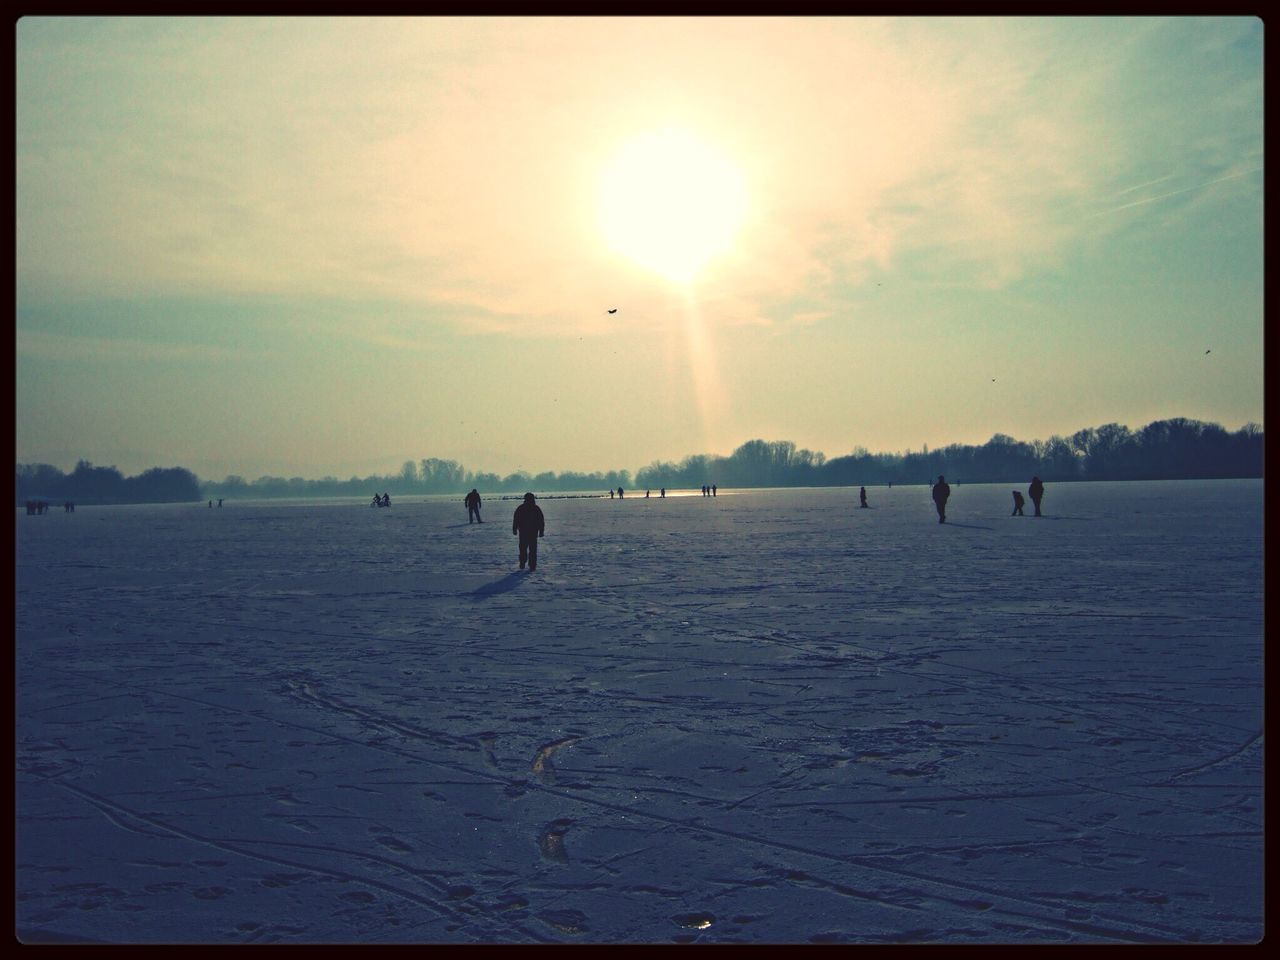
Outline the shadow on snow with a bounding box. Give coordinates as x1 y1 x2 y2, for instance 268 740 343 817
470 571 527 599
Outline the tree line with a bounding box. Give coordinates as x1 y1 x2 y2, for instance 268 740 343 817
15 460 202 505
636 418 1263 489
200 458 635 501
15 418 1263 506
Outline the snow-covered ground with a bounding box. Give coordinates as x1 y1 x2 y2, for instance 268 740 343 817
15 480 1263 944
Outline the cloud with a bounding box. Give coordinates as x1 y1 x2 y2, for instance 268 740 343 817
16 17 1262 335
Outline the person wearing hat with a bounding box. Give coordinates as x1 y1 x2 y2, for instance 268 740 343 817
931 474 951 524
512 492 546 571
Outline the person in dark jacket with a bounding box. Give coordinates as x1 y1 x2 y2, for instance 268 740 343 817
1028 476 1045 517
512 492 545 571
465 488 483 523
1011 490 1025 516
931 475 951 523
860 486 868 508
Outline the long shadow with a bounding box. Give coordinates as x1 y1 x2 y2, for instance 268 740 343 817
470 571 527 599
942 522 995 531
447 522 487 528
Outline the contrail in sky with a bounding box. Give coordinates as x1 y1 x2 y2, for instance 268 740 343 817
1109 174 1177 198
1091 168 1262 218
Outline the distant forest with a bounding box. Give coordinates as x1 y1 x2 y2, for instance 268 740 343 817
15 418 1263 506
16 461 202 506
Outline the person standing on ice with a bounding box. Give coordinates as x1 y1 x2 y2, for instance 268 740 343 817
860 486 868 508
512 492 545 571
931 475 951 523
1028 476 1045 517
464 488 483 524
1011 490 1025 515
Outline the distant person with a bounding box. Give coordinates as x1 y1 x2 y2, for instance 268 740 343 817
1011 490 1025 516
512 492 545 571
383 493 391 507
1028 477 1044 517
609 489 614 499
618 487 624 498
660 488 666 498
712 485 717 497
931 475 951 524
217 499 223 508
645 490 650 498
465 488 483 524
372 494 381 507
860 486 868 508
208 500 213 508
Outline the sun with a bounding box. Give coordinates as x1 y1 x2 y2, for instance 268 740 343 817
595 127 747 285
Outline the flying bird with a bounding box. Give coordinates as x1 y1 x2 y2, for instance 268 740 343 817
1205 349 1211 354
607 308 617 314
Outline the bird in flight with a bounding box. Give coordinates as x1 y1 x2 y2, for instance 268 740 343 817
1205 349 1211 354
607 308 617 314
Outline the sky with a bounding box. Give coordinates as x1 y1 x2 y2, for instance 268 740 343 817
15 16 1264 482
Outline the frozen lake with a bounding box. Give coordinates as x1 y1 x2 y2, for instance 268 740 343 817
15 480 1264 943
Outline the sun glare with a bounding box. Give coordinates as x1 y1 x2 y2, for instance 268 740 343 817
596 128 747 285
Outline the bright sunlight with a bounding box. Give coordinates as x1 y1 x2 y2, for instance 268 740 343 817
595 127 747 285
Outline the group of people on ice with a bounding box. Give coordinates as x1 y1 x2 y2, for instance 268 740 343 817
446 477 1048 573
24 500 72 515
371 493 391 507
931 475 1045 523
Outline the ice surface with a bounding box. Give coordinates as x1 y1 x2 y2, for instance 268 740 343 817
15 481 1263 943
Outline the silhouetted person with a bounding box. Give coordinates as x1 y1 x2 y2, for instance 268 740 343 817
712 485 717 496
1012 490 1025 516
1028 476 1044 517
660 488 666 498
372 494 381 507
645 490 650 498
383 493 391 507
512 492 545 571
860 486 868 508
609 489 614 499
932 475 951 523
618 487 624 498
209 500 213 508
465 488 483 523
217 499 223 507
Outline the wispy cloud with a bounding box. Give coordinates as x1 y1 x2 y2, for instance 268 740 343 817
1089 167 1263 219
16 18 1262 332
